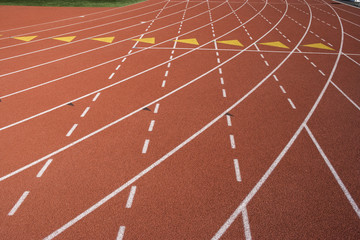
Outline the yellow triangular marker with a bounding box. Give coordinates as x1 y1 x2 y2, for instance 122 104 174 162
13 36 37 42
302 43 334 51
175 38 199 45
91 37 115 43
217 40 243 47
132 37 155 44
53 36 76 43
259 41 289 49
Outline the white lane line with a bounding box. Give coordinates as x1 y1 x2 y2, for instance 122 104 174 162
148 120 155 132
279 85 286 93
222 89 227 98
128 50 132 55
142 139 150 154
165 70 169 77
161 80 166 88
125 186 137 208
226 115 232 127
242 207 252 240
330 82 360 111
220 77 224 85
81 107 90 118
229 135 236 149
154 103 160 113
167 62 171 68
318 69 325 76
108 73 115 80
217 58 221 63
116 226 126 240
287 98 296 109
343 53 360 67
92 92 100 102
8 191 30 216
304 55 309 60
122 57 127 63
116 65 121 70
310 62 317 68
233 159 241 182
66 124 78 137
305 125 360 218
264 60 269 66
219 68 222 74
36 159 53 178
260 54 264 59
273 74 279 81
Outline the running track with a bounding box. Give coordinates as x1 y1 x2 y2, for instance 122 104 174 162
0 0 359 239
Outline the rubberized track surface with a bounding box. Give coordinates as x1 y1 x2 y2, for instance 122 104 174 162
0 0 359 239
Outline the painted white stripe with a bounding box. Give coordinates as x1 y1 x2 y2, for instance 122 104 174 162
148 120 155 132
310 62 317 67
66 124 78 137
264 60 269 66
167 62 171 68
108 73 115 80
279 85 286 93
142 139 150 154
226 115 232 126
304 55 309 60
218 68 222 74
125 186 137 208
287 98 296 109
233 159 241 182
81 107 90 118
116 226 126 240
171 50 175 54
330 82 360 111
92 92 100 102
273 75 278 81
229 135 236 149
222 89 227 97
36 159 53 178
116 65 121 70
318 69 325 76
305 125 360 218
260 54 264 59
154 103 160 113
161 80 166 87
217 58 221 63
220 77 224 85
165 70 169 77
8 191 29 216
122 57 127 63
128 50 132 54
242 208 252 240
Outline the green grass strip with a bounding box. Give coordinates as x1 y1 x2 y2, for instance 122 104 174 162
0 0 146 7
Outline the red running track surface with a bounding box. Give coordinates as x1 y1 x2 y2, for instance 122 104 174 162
0 0 359 239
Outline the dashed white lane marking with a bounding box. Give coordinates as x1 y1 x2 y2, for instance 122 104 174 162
142 139 150 154
108 73 115 80
81 107 90 118
220 77 224 85
125 186 137 208
148 120 155 132
217 58 221 63
8 191 30 216
318 69 325 76
287 98 296 109
310 62 317 68
36 159 53 178
116 65 121 70
116 226 126 240
229 135 236 149
233 159 241 182
92 93 101 102
264 60 269 66
128 50 132 55
165 70 169 77
279 85 286 94
167 62 171 68
218 68 222 74
161 80 166 88
122 58 127 63
242 208 252 240
305 125 360 218
226 115 232 126
273 75 279 81
154 103 160 113
66 124 78 137
304 55 309 60
222 89 227 98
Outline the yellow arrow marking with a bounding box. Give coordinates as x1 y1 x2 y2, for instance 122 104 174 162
217 40 243 47
91 37 115 43
53 36 76 42
302 43 334 51
174 38 199 45
259 41 289 49
13 36 37 42
132 37 155 44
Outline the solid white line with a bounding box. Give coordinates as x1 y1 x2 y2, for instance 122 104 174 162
116 65 121 70
222 89 227 97
148 120 155 132
229 135 236 149
109 72 115 80
161 80 166 87
220 77 224 85
343 53 360 67
125 186 137 208
305 125 360 218
233 159 241 182
242 207 252 240
92 93 100 102
142 139 150 154
66 124 78 137
226 115 232 126
81 107 90 118
287 98 296 109
36 159 53 178
154 103 160 113
273 74 279 81
8 191 30 216
116 226 126 240
279 85 286 93
330 82 360 111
